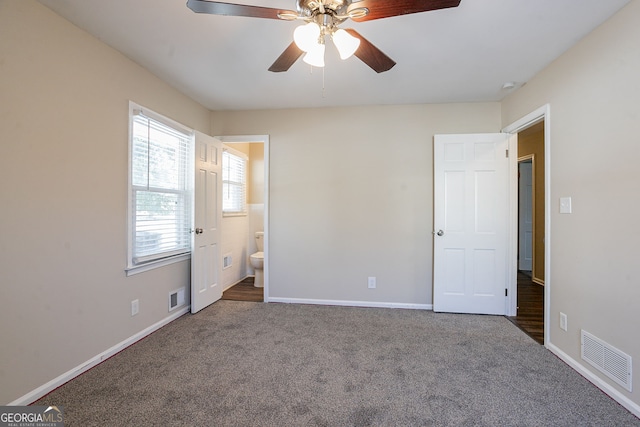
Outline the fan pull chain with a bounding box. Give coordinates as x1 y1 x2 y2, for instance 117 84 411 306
308 65 326 98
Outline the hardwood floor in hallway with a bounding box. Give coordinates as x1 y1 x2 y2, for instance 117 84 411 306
507 271 544 345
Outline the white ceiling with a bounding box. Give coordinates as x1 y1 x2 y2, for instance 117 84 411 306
37 0 630 111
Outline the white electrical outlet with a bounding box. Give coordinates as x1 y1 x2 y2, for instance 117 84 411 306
560 312 567 331
131 299 139 316
368 277 376 289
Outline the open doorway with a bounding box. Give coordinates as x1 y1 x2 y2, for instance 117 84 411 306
507 121 546 344
517 123 545 285
216 135 269 302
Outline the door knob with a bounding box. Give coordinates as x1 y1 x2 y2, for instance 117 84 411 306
195 228 203 235
436 230 444 236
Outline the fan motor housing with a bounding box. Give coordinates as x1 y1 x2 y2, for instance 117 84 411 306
297 0 350 16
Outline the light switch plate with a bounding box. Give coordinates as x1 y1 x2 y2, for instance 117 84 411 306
131 299 139 316
560 197 572 214
560 312 568 331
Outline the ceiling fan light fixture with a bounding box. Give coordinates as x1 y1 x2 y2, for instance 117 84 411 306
332 28 360 60
302 42 326 67
293 22 321 52
186 0 463 74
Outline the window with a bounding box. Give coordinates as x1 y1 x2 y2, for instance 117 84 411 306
222 147 247 215
127 103 193 273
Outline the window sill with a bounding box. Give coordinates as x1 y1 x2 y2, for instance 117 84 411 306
125 253 190 276
223 212 247 217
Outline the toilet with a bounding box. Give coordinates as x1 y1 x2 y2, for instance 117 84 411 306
249 231 264 288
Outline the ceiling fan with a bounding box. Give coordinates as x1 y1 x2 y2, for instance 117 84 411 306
186 0 461 73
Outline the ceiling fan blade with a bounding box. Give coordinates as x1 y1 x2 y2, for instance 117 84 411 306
344 29 396 73
268 42 304 72
348 0 461 22
187 0 296 20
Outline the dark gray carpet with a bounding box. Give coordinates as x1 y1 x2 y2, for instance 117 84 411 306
35 301 639 426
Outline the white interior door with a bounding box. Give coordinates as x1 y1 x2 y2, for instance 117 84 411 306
518 160 533 271
433 133 511 315
191 131 223 314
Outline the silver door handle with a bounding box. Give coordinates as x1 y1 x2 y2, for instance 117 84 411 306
434 230 444 236
194 228 203 235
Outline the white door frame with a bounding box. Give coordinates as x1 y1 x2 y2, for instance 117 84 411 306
216 134 270 302
502 104 551 347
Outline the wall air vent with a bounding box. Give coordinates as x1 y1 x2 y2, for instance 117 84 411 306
581 330 632 392
169 288 186 312
223 253 232 269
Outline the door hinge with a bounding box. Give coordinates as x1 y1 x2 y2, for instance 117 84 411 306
505 288 508 297
505 149 509 158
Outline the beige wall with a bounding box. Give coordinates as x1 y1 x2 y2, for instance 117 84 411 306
0 0 210 404
502 0 640 407
212 103 502 304
248 143 265 205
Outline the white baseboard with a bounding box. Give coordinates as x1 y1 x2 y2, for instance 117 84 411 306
9 306 190 406
268 297 432 310
547 342 640 418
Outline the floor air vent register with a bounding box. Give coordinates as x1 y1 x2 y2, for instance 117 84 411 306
581 330 632 392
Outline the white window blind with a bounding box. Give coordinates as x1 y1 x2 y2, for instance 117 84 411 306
130 109 192 266
222 148 247 215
